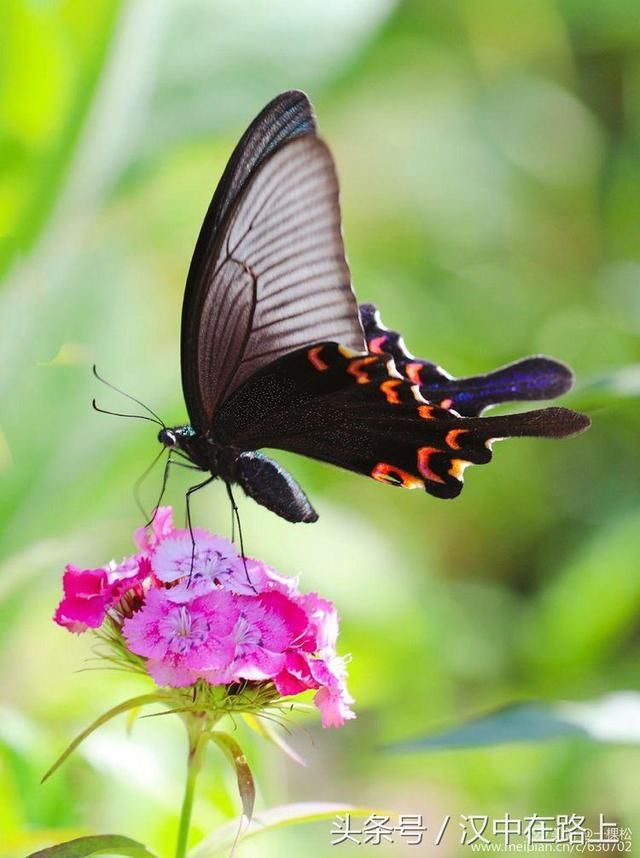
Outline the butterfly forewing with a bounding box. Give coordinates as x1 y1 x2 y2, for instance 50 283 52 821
186 133 364 427
182 91 318 430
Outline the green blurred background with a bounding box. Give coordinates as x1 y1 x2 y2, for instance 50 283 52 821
2 0 640 855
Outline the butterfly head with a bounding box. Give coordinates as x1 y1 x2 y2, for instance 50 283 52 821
158 428 178 448
158 425 197 449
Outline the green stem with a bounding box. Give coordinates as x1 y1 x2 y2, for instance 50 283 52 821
175 721 208 858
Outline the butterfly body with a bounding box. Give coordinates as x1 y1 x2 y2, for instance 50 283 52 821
159 424 319 523
148 90 589 525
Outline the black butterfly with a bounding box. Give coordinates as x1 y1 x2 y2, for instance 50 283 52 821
150 90 589 523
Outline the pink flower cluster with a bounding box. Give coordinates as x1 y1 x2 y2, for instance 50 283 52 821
54 508 355 728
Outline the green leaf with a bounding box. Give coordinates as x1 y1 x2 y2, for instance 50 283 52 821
522 510 640 674
41 694 169 783
0 0 123 279
388 692 640 751
205 732 255 823
188 803 378 858
26 833 158 858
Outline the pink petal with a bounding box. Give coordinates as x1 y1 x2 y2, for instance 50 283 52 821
299 592 339 650
240 591 308 651
109 556 153 597
62 565 109 599
122 592 170 660
195 590 240 635
314 685 356 728
198 666 232 686
54 566 112 632
274 651 319 695
146 658 199 688
166 574 217 603
135 506 175 553
309 654 356 727
182 635 236 672
152 533 239 584
222 558 299 596
227 647 287 681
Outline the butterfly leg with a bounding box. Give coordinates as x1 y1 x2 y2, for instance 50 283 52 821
185 474 216 577
142 451 176 528
134 447 167 522
139 452 203 526
136 450 203 523
225 481 257 593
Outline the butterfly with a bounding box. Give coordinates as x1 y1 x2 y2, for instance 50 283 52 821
151 89 589 524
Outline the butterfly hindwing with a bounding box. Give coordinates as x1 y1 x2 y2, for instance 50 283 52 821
359 303 575 416
214 343 589 501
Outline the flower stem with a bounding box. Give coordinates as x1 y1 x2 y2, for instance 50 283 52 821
175 720 207 858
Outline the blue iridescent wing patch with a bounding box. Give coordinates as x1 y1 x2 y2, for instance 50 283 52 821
359 303 574 417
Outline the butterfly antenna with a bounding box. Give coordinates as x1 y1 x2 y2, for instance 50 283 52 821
225 481 256 592
92 399 164 426
93 365 165 427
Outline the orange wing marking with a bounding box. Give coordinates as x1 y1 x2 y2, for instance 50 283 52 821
405 362 424 385
368 335 387 355
371 463 424 489
381 379 402 404
338 345 360 359
417 447 446 484
346 356 378 384
449 459 471 480
445 428 468 450
418 405 435 420
307 346 329 371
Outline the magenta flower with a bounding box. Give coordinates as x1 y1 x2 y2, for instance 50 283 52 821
272 648 355 728
213 591 309 683
297 592 339 651
134 505 176 554
152 532 237 583
109 555 153 596
54 566 112 633
123 589 236 687
274 651 317 696
311 654 356 728
54 507 355 727
54 557 151 633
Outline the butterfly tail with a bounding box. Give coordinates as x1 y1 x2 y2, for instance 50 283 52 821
423 357 575 416
414 406 590 500
461 406 591 441
360 303 577 416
